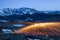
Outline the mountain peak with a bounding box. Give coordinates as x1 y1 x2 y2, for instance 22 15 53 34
18 7 39 15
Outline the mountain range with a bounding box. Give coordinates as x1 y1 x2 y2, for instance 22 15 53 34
0 7 60 22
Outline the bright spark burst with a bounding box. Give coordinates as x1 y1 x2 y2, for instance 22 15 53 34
15 22 60 36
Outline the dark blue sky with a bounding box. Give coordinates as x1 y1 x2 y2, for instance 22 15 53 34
0 0 60 10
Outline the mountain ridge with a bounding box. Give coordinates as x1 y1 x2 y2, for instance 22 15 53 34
0 7 60 16
0 7 60 22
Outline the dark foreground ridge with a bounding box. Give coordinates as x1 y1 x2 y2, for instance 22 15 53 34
0 33 60 40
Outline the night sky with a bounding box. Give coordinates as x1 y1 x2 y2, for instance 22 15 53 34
0 0 60 10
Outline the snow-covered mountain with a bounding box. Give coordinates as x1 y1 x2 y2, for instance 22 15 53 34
0 7 40 16
1 7 60 16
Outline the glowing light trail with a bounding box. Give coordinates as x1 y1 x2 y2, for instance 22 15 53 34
14 22 60 36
